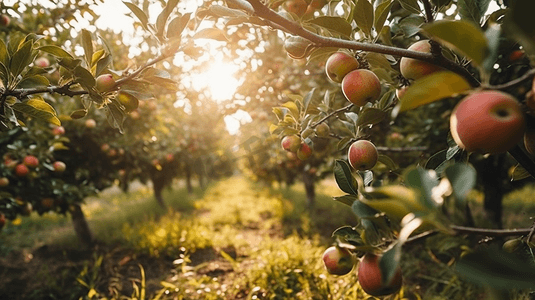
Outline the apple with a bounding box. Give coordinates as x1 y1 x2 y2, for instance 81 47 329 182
53 161 66 173
52 126 65 135
166 153 174 162
0 213 5 230
0 177 8 186
95 74 115 92
322 246 355 276
41 198 55 209
400 40 443 81
152 159 160 166
281 135 301 153
358 253 403 297
23 155 39 168
34 57 50 68
315 122 330 137
21 202 33 216
325 52 360 83
297 143 312 160
284 0 308 16
15 164 29 177
85 118 97 128
450 90 525 154
348 140 378 171
116 92 139 112
341 69 382 106
395 86 408 100
4 158 17 169
0 15 10 27
118 169 126 177
101 143 110 152
509 50 524 62
130 110 140 120
107 148 117 157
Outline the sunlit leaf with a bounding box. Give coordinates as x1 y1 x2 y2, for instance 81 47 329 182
194 28 229 42
510 164 532 181
167 13 192 39
309 16 352 37
353 0 374 38
356 107 386 126
361 185 422 222
377 154 398 171
374 0 393 35
81 29 93 67
156 0 179 39
38 45 73 59
12 98 60 126
10 41 33 78
284 36 312 59
399 15 425 38
444 163 476 203
397 0 421 14
18 75 49 88
457 0 491 25
333 195 357 207
422 20 488 66
123 1 150 31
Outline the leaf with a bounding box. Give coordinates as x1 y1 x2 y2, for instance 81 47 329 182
503 0 535 56
123 1 150 31
37 45 73 59
309 16 352 37
455 247 535 289
426 149 447 170
333 159 358 195
457 0 491 25
365 52 392 71
397 0 421 14
377 154 398 171
353 0 374 38
284 36 312 59
356 107 386 126
374 0 393 35
70 109 88 119
209 5 248 18
167 13 192 39
18 75 50 88
333 195 357 207
12 98 60 126
361 185 422 222
282 101 300 120
156 0 179 39
422 20 489 66
10 41 33 78
444 163 476 204
81 29 93 67
398 15 425 38
106 102 125 133
392 71 471 116
73 66 96 88
510 164 532 181
482 24 501 75
193 28 228 42
0 38 9 69
95 54 112 76
332 225 365 246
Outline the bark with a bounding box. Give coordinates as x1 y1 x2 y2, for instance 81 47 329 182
302 171 316 209
475 155 506 228
185 164 193 194
71 204 93 247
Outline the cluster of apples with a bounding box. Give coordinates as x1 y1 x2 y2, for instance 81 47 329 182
322 246 403 296
281 134 312 160
2 154 66 179
95 74 139 112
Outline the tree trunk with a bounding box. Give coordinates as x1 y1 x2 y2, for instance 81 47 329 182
302 171 316 209
185 164 193 194
152 179 167 209
71 204 93 247
476 155 505 228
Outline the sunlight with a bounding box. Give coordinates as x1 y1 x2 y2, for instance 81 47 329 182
190 60 240 102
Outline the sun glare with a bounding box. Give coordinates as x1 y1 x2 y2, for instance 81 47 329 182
191 60 240 102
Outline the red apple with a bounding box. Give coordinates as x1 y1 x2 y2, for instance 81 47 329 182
284 0 308 16
281 135 302 153
85 118 97 128
4 158 17 169
53 161 66 173
322 246 355 276
15 164 29 177
396 86 408 100
450 90 525 154
400 40 443 81
118 169 126 177
341 69 382 106
0 177 8 186
101 143 110 152
0 213 5 230
41 198 55 208
348 140 378 171
0 15 10 27
166 153 174 162
23 155 39 168
325 52 360 83
95 74 115 92
34 57 50 68
52 126 65 135
297 143 312 160
358 253 403 297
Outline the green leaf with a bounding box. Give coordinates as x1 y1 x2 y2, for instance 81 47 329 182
309 16 352 37
193 28 229 42
332 225 365 246
81 29 93 67
356 107 386 126
510 164 532 181
361 185 422 222
398 15 425 38
353 0 374 38
333 195 357 207
0 39 9 69
284 36 312 59
374 0 393 35
397 0 421 14
10 41 34 78
422 20 489 66
37 45 73 59
334 159 358 195
106 102 125 133
123 1 150 31
444 163 476 204
392 71 471 116
73 66 96 89
167 13 192 39
18 75 49 88
70 109 88 119
503 0 535 56
95 54 112 76
457 0 491 25
455 247 535 289
12 98 60 126
377 154 398 171
282 101 300 120
156 0 179 39
404 167 440 210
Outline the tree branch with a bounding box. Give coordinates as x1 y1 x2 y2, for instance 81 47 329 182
485 68 535 91
310 104 353 128
451 225 533 237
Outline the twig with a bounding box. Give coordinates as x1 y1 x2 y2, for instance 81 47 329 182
451 225 533 237
376 146 428 152
485 68 535 91
310 104 353 128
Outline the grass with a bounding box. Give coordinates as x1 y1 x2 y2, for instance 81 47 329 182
1 176 535 299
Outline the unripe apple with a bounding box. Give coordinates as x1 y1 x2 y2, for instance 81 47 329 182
95 74 116 92
325 52 360 83
358 253 402 297
284 0 308 16
322 246 355 276
85 118 97 128
15 164 29 177
297 143 312 160
281 135 302 153
23 155 39 168
315 122 330 137
341 69 382 106
0 177 8 186
53 161 66 173
52 126 65 135
116 92 139 112
502 238 523 253
41 198 55 208
34 57 50 68
0 15 10 27
450 91 525 154
400 40 443 81
348 140 378 171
